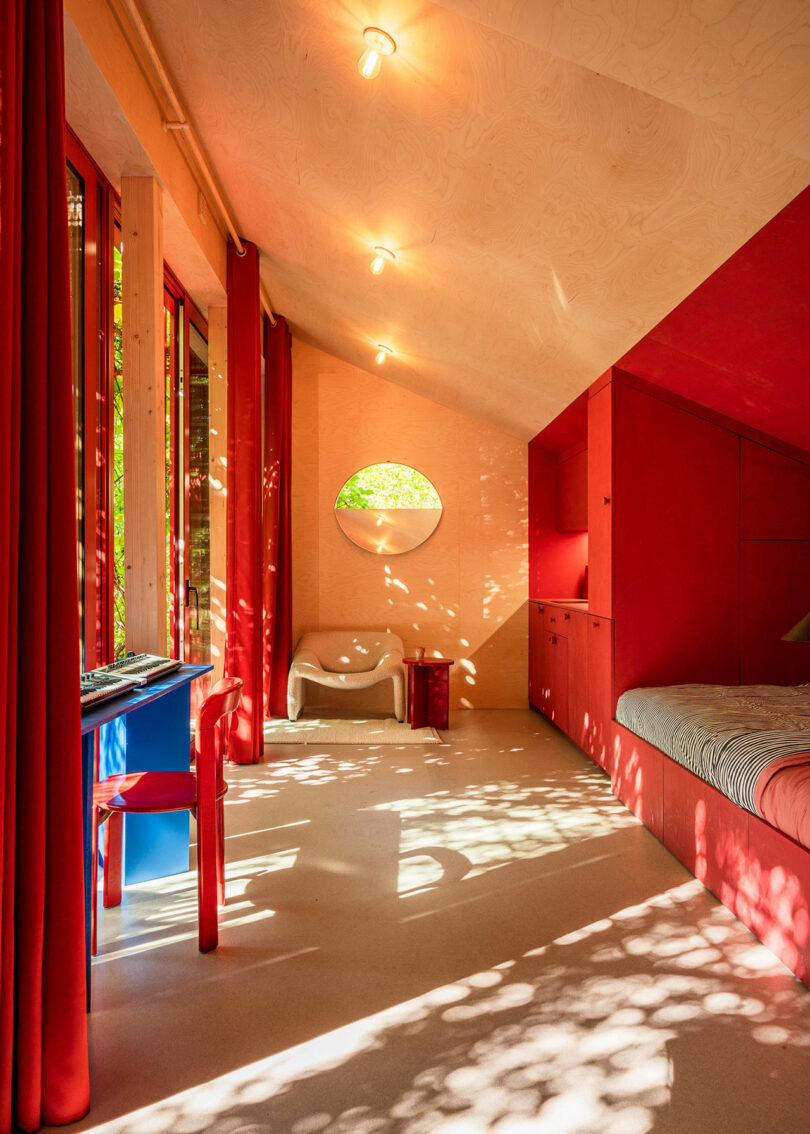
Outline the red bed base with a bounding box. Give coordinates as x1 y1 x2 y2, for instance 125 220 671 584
595 722 810 987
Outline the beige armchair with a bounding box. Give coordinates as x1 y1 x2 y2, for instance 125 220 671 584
287 631 406 721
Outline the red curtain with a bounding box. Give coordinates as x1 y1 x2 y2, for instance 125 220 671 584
0 1 90 1130
225 242 263 763
262 316 293 719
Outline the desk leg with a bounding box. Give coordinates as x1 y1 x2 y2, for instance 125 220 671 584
81 731 94 1009
99 684 192 884
410 667 429 729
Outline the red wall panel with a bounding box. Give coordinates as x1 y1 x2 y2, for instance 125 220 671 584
587 385 613 618
740 540 810 684
528 444 588 600
613 383 740 697
531 390 588 454
557 448 588 531
741 440 810 540
616 187 810 455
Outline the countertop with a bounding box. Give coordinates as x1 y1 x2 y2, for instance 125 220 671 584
529 598 589 612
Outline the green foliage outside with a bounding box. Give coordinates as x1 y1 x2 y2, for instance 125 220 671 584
336 463 440 509
112 245 125 659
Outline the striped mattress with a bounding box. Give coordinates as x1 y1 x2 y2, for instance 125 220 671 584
615 683 810 818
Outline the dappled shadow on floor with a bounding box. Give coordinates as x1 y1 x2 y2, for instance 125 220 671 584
64 712 810 1134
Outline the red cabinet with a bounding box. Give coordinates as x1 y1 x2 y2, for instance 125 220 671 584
587 615 614 769
741 440 810 540
612 381 740 696
566 609 588 750
740 540 810 684
544 606 564 633
543 631 568 734
529 603 609 750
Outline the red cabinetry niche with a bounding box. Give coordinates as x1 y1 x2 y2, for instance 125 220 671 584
529 602 607 754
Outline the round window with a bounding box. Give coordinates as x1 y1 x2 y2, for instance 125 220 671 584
334 463 442 555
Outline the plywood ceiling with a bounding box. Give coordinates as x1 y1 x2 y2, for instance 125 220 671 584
137 0 810 439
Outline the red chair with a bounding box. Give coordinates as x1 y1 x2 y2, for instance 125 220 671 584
92 677 243 954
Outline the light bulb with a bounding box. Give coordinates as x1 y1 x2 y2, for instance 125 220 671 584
375 344 392 365
358 27 396 80
370 246 395 275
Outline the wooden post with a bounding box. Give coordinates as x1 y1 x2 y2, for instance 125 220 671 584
208 306 227 684
121 176 167 655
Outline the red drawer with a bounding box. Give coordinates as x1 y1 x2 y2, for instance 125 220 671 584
544 606 567 634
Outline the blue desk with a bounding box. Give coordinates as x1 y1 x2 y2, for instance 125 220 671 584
81 664 212 992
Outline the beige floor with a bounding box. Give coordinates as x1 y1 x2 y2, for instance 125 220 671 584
54 710 810 1134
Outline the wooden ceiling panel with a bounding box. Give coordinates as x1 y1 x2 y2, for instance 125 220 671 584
135 0 809 437
438 1 810 160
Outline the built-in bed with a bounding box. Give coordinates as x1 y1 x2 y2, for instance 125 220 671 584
610 681 810 986
616 683 810 851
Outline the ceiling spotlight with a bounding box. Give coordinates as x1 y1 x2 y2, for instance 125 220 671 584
370 246 396 275
375 344 393 365
358 27 396 80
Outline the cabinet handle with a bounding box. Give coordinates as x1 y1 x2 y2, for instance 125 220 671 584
592 621 599 628
564 612 570 620
549 616 556 623
552 635 557 644
603 496 611 504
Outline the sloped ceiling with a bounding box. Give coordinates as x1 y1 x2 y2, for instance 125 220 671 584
136 0 810 438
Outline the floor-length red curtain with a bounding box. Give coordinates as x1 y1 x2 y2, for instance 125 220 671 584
262 316 292 719
0 1 90 1130
225 242 263 763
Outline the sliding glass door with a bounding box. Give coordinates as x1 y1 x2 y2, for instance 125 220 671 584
66 130 113 669
184 318 211 671
67 125 213 678
165 283 211 698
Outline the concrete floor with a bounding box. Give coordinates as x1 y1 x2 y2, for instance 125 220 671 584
55 710 810 1133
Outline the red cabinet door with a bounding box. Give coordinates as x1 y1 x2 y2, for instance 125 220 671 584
543 631 569 733
587 383 613 618
587 615 614 768
528 603 545 708
565 609 588 748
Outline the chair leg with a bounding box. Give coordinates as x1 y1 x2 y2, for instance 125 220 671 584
103 811 123 909
287 677 303 721
216 798 226 907
394 675 405 723
197 790 218 953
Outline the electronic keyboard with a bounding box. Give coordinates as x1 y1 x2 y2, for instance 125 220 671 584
94 653 183 685
80 654 183 712
80 670 140 711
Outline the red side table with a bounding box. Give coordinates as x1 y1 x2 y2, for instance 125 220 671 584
404 657 454 730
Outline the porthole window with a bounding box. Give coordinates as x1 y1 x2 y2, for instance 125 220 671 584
334 462 442 554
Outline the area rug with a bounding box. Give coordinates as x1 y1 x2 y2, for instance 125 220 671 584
263 715 442 745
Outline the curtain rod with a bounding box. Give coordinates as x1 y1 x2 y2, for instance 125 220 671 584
116 0 277 326
260 285 277 328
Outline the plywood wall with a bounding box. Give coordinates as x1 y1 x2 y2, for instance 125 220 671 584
291 341 528 710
